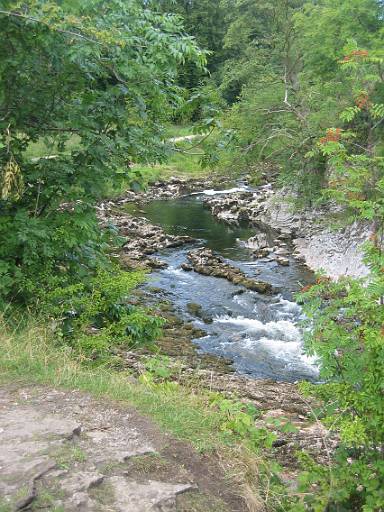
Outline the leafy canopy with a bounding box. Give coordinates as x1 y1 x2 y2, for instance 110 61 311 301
0 0 206 305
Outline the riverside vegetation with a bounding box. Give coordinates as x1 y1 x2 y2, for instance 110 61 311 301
0 1 384 511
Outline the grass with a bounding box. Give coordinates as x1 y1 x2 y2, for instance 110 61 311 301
24 124 209 181
54 445 88 469
165 124 194 139
176 491 230 512
134 124 208 181
134 149 206 182
25 135 81 160
126 453 168 475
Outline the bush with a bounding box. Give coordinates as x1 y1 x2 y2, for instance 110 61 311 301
36 266 164 361
291 254 384 511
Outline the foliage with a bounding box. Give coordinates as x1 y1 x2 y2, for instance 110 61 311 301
155 0 229 76
208 0 384 205
293 268 384 510
37 266 164 360
0 0 206 306
289 54 384 511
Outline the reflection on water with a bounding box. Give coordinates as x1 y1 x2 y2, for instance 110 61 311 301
126 196 257 260
134 193 318 382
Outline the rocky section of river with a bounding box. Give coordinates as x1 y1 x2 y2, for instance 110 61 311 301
99 176 370 279
97 179 337 469
203 186 274 227
203 184 371 279
98 205 195 269
125 290 234 374
114 176 215 204
185 248 273 293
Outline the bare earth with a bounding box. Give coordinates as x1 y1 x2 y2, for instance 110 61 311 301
0 384 246 512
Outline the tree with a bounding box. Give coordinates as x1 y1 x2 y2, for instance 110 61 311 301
155 0 229 74
213 0 383 203
0 0 205 306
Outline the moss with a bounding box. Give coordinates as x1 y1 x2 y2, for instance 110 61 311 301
176 491 230 512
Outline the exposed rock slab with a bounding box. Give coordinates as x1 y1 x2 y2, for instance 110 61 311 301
293 221 370 279
108 477 193 512
0 385 246 511
0 404 81 504
187 248 273 293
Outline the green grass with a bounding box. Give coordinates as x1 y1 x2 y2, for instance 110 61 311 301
177 491 230 512
24 124 208 181
134 150 206 182
165 124 194 139
25 135 81 160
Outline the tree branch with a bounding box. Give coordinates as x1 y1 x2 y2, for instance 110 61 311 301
0 9 101 45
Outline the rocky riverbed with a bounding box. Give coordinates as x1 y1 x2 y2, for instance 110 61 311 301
98 205 194 270
112 176 217 204
95 176 345 470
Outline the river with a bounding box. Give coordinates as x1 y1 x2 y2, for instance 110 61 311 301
128 186 319 382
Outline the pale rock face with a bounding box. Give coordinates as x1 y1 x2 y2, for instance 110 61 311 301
259 190 372 279
203 184 371 280
293 226 370 279
244 233 269 250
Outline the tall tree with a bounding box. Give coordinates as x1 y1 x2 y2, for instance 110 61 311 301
0 0 205 305
214 0 384 202
153 0 228 90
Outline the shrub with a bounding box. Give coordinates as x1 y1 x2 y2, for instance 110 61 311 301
36 266 164 361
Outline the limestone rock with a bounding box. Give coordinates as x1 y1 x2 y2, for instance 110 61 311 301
187 248 273 294
108 477 194 512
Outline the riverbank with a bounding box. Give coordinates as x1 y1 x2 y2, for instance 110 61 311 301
0 324 253 512
0 314 334 512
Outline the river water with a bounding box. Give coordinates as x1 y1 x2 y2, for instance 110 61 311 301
131 188 319 382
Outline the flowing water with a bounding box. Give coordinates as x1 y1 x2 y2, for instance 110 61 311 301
131 188 319 382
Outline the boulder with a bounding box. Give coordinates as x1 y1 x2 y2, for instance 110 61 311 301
187 248 273 294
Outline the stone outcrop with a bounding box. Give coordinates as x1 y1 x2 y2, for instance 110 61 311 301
187 248 273 293
0 385 243 511
203 184 371 279
98 206 195 269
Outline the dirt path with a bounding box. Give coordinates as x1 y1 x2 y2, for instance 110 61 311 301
0 384 246 512
168 135 198 144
